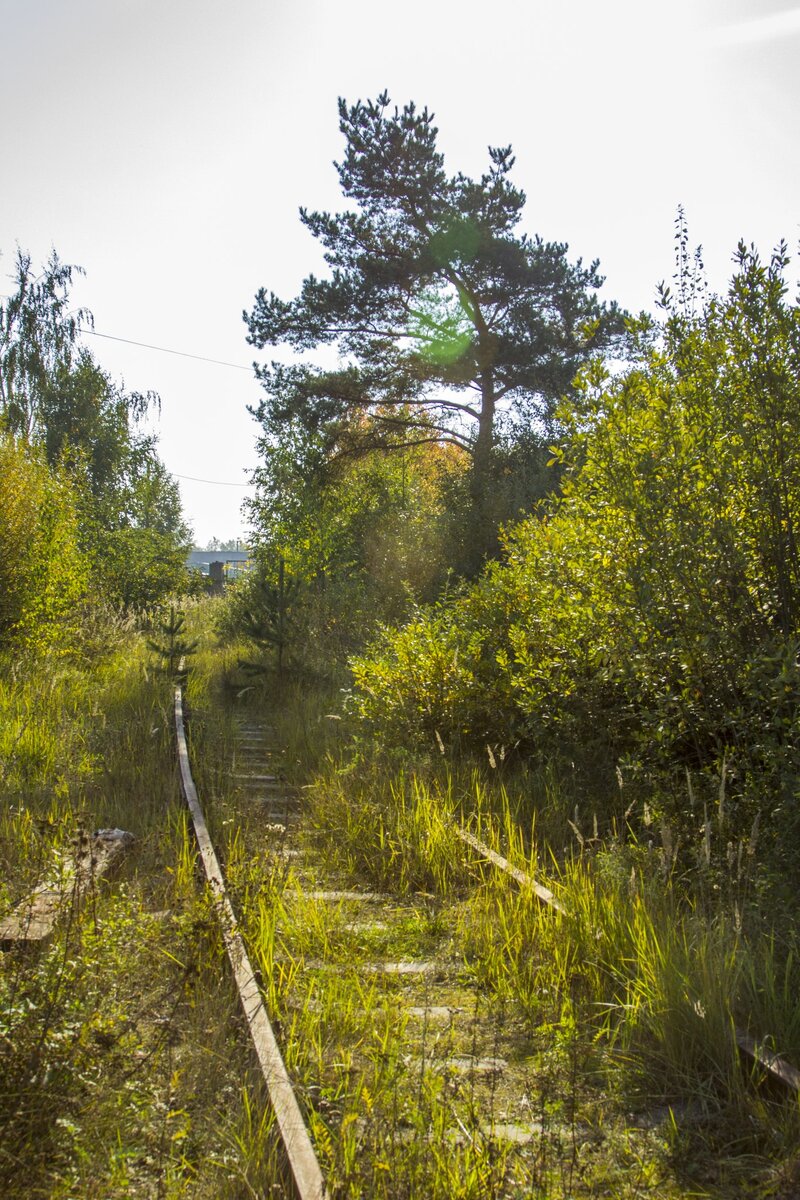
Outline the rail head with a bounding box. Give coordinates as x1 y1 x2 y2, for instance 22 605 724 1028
174 687 328 1200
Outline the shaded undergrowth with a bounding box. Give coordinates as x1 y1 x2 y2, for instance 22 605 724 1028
250 673 800 1198
0 613 285 1198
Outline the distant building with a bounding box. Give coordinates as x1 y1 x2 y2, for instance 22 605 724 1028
187 549 252 583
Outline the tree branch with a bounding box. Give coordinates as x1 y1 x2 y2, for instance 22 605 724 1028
369 411 472 448
332 434 470 462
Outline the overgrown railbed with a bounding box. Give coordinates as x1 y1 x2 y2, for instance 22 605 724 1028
301 762 800 1196
191 653 800 1199
0 619 283 1198
5 606 800 1198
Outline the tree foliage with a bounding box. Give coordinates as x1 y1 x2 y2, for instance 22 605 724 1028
0 249 90 441
238 422 464 667
0 438 87 653
0 248 191 612
352 233 800 850
245 93 626 567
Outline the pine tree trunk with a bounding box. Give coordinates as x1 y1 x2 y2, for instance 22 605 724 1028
466 377 497 575
277 556 285 676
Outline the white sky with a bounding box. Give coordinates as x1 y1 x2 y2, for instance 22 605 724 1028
2 0 798 544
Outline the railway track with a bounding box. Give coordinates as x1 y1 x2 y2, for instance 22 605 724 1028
175 686 800 1198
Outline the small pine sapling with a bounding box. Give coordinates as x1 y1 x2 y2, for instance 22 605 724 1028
147 606 198 686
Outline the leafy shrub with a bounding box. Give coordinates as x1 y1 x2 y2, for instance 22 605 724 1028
352 238 800 853
241 426 466 672
352 604 497 747
0 437 87 655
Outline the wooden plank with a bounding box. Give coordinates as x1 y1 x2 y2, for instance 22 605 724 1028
304 890 382 902
231 777 281 787
735 1030 800 1092
456 824 800 1095
0 829 134 946
174 688 327 1200
0 885 63 944
455 825 565 913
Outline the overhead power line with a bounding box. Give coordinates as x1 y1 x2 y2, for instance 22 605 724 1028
173 472 252 488
84 330 259 485
0 301 261 487
84 328 255 372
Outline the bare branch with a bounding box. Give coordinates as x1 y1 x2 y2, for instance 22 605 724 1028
332 435 470 462
425 397 481 419
369 411 472 449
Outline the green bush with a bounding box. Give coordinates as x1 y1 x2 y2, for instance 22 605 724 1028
352 240 800 852
0 437 87 655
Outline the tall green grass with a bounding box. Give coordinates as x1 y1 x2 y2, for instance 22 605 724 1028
0 608 294 1198
135 611 800 1196
300 742 800 1187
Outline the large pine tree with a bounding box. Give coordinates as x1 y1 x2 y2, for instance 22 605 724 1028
245 93 626 568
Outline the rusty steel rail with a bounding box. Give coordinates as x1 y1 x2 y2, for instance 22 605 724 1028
456 824 800 1095
174 687 328 1200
